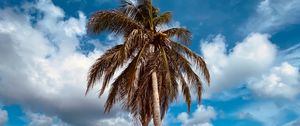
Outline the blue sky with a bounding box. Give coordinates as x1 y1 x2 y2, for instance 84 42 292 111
0 0 299 126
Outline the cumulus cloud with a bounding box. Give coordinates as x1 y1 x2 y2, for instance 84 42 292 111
200 32 300 100
0 108 8 126
0 0 129 126
201 33 300 126
241 0 300 33
177 105 216 126
201 33 276 97
248 62 300 99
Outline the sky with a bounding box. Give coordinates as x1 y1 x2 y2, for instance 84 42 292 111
0 0 299 126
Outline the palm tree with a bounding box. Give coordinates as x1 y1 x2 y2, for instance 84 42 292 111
85 0 210 126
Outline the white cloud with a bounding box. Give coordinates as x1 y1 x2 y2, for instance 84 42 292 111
237 102 282 126
200 33 300 126
36 0 64 19
177 105 216 126
96 114 132 126
0 0 128 126
200 33 300 100
248 62 300 99
241 0 300 34
0 109 8 126
237 100 300 126
27 111 69 126
201 33 277 98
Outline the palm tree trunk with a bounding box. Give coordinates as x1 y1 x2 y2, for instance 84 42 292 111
151 71 162 126
149 0 161 124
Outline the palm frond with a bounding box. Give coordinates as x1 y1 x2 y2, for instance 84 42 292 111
154 12 172 26
120 0 139 17
124 29 148 49
101 29 148 96
159 73 178 119
129 54 157 125
104 44 148 112
87 10 142 35
157 46 172 119
86 44 124 95
178 73 192 112
159 46 172 95
171 42 210 84
166 46 204 102
163 28 192 45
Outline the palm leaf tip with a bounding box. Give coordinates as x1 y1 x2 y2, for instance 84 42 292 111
171 42 210 84
179 74 191 113
163 28 192 45
86 66 99 95
120 0 138 16
195 56 210 84
154 11 172 26
87 10 142 35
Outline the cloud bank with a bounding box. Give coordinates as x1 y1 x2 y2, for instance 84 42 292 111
201 33 276 97
201 33 300 99
0 0 130 126
249 62 300 99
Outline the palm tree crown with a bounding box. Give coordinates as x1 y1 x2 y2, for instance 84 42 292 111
86 0 210 125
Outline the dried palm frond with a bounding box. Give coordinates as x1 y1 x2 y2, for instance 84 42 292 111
178 73 192 112
166 46 204 102
104 44 148 112
87 10 142 35
171 41 210 84
154 12 172 26
120 0 140 18
163 28 192 45
86 44 124 95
